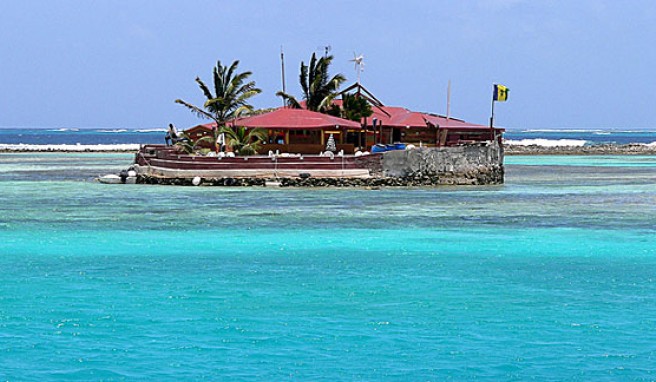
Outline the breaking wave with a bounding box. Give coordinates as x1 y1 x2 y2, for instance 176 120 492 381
521 129 600 133
504 139 588 147
48 128 80 132
96 129 129 133
133 128 165 133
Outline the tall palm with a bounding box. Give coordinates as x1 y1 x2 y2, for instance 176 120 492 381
175 60 261 149
276 53 346 112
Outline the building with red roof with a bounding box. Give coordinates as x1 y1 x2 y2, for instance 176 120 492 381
183 82 503 154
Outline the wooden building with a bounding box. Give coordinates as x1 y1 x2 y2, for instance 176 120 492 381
183 84 503 153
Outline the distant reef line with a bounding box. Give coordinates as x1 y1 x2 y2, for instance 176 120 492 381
504 144 656 155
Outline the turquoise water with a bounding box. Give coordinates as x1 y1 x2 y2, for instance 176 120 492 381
1 153 655 380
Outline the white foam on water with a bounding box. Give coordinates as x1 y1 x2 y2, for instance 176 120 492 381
519 128 656 133
504 139 588 147
521 129 599 133
0 143 140 151
48 128 80 132
96 129 129 133
134 128 165 133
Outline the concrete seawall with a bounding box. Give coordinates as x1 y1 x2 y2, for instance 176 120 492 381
378 142 504 185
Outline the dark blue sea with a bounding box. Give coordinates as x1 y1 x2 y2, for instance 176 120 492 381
0 128 165 146
1 127 656 147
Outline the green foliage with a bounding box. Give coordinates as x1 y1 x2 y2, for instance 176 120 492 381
173 133 200 154
219 126 267 156
341 93 373 121
248 107 278 116
276 53 346 112
175 60 261 126
325 104 342 117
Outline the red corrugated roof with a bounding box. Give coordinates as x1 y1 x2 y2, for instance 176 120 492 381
424 114 503 130
229 107 362 130
185 104 502 132
363 106 428 128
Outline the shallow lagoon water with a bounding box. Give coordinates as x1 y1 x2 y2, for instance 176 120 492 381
1 153 655 380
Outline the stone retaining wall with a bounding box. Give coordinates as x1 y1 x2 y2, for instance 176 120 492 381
380 142 504 185
137 142 504 187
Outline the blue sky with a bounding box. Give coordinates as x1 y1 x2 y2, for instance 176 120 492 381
1 0 655 129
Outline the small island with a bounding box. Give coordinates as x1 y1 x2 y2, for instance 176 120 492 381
132 55 505 187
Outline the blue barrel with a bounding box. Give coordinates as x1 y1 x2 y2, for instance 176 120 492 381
371 144 387 153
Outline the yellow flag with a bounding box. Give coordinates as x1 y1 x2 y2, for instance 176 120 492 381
494 84 509 102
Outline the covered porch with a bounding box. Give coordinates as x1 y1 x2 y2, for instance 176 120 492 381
229 107 363 154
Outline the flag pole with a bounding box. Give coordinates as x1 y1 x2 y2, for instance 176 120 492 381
490 84 495 128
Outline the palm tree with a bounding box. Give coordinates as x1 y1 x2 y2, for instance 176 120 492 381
175 60 261 150
276 53 346 112
340 93 373 121
219 126 267 156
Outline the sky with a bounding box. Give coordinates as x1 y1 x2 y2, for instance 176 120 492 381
1 0 656 130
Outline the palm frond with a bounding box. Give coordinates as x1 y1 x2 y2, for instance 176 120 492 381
328 74 347 91
195 77 214 101
178 59 261 125
318 93 337 112
275 91 302 108
299 61 309 101
235 90 262 105
225 60 240 86
204 97 227 109
234 82 261 101
194 135 216 145
230 71 251 89
175 99 215 120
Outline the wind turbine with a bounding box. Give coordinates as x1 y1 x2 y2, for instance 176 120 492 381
349 52 364 84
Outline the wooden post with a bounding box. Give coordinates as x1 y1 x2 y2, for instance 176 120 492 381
361 117 367 150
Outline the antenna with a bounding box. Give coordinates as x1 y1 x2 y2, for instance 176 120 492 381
349 52 365 84
317 45 332 57
280 46 286 106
